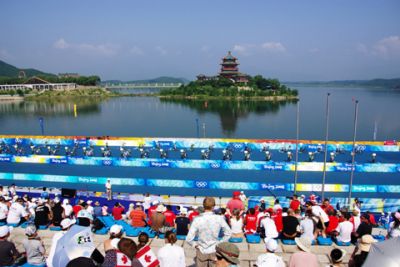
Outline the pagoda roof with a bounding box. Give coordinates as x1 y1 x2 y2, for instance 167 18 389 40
222 51 237 61
220 61 239 65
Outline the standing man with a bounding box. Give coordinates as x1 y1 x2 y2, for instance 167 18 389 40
226 191 245 216
105 179 112 200
186 197 231 267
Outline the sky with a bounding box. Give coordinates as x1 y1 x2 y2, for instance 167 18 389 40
0 0 399 81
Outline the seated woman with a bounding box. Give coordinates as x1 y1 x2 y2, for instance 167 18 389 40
299 210 316 241
157 231 185 267
230 209 244 238
244 208 257 234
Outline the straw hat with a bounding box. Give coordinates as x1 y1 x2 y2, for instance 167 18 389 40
295 236 312 253
216 242 240 264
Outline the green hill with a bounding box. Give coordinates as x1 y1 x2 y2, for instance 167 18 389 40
0 60 55 78
103 76 189 85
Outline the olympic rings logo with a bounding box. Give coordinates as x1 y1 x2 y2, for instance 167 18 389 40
196 181 208 188
210 163 220 169
103 160 112 166
233 143 243 149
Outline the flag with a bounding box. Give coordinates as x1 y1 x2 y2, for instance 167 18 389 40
116 251 132 267
135 245 159 267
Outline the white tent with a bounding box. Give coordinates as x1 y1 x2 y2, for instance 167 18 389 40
363 237 400 267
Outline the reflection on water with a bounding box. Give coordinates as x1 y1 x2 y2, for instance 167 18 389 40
0 98 102 117
160 98 296 134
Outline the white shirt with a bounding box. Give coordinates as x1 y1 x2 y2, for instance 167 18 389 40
273 204 282 211
300 217 315 241
0 202 8 220
143 196 152 211
336 221 353 243
106 181 112 190
86 205 94 215
230 217 243 234
239 194 247 203
7 202 28 224
62 204 73 217
157 243 185 267
256 253 285 267
260 217 279 240
311 206 329 223
46 231 66 267
388 221 400 238
353 216 361 231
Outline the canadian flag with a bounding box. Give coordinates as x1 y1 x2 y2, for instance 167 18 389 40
135 245 159 267
116 251 132 267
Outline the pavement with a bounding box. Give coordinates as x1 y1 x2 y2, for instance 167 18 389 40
8 226 387 267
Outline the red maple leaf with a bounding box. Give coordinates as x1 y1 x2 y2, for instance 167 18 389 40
145 255 152 263
121 255 128 264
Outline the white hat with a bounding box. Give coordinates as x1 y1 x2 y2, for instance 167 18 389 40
0 225 10 238
63 199 69 205
265 239 278 252
77 210 94 221
152 200 160 206
180 208 188 215
60 218 76 229
87 200 93 205
110 224 123 235
295 237 312 253
156 204 166 213
54 197 60 204
192 205 198 210
25 225 37 236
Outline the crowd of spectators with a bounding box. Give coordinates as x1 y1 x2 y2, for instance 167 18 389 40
0 184 399 267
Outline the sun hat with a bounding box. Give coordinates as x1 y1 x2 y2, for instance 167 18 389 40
0 225 10 238
152 200 160 206
77 209 94 221
156 204 166 213
60 218 76 229
110 224 123 235
25 225 37 236
180 208 188 215
216 242 240 264
330 248 346 263
295 236 312 253
359 235 376 252
265 238 278 252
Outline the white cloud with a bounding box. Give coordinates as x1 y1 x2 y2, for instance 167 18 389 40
155 46 167 55
261 42 286 52
53 38 118 57
129 46 144 56
232 44 256 56
373 36 400 57
0 48 12 60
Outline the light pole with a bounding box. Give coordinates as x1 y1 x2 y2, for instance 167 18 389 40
294 100 300 194
348 100 359 207
321 93 330 200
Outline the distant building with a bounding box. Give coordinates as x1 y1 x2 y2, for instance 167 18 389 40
58 73 80 78
0 76 76 91
197 51 249 83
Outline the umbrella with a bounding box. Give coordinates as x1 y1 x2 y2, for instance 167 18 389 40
52 225 96 267
363 237 400 267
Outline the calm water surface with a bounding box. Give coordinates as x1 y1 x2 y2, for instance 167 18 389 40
0 86 399 141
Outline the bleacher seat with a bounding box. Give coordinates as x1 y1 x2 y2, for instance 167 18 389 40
177 235 187 240
21 263 46 267
229 237 243 243
335 240 351 246
95 228 109 235
372 235 385 242
246 234 261 243
281 239 296 245
125 228 140 237
7 223 19 227
50 226 61 231
38 225 49 230
158 233 165 239
0 222 6 226
317 236 333 246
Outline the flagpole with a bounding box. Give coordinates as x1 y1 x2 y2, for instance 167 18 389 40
294 99 300 194
348 100 359 207
321 93 330 200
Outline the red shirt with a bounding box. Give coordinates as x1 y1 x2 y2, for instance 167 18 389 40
226 198 244 214
188 211 199 222
272 211 283 233
290 199 301 211
326 215 339 234
147 205 157 225
163 210 176 227
322 204 335 215
244 214 257 233
369 214 377 225
73 205 82 216
112 206 125 220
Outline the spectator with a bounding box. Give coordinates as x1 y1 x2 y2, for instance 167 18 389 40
7 197 29 225
62 199 73 218
230 208 244 238
102 205 109 216
0 196 8 223
23 225 46 266
163 205 176 227
239 191 247 203
77 208 94 227
0 225 21 267
226 191 245 215
288 236 319 267
366 211 377 227
103 237 143 267
290 194 301 211
51 197 65 226
306 201 330 238
175 208 190 236
188 205 200 222
244 208 257 234
104 224 123 252
215 242 240 267
351 213 372 243
348 235 376 267
147 200 160 225
34 199 52 228
254 239 285 267
137 232 150 250
47 218 75 267
72 199 83 216
151 204 167 233
282 209 300 240
321 198 335 215
143 192 152 213
334 212 353 243
67 257 96 267
387 211 400 238
299 210 315 241
325 210 339 236
157 231 185 267
329 248 346 267
273 199 282 212
112 202 125 220
186 196 232 267
40 187 49 200
126 203 135 220
350 209 361 232
130 204 147 227
105 179 112 201
93 201 102 218
86 200 94 215
260 212 278 241
9 184 16 197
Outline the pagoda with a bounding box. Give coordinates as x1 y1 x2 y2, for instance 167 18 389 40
197 51 249 83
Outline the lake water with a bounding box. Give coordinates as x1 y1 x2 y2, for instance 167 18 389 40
0 86 399 141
